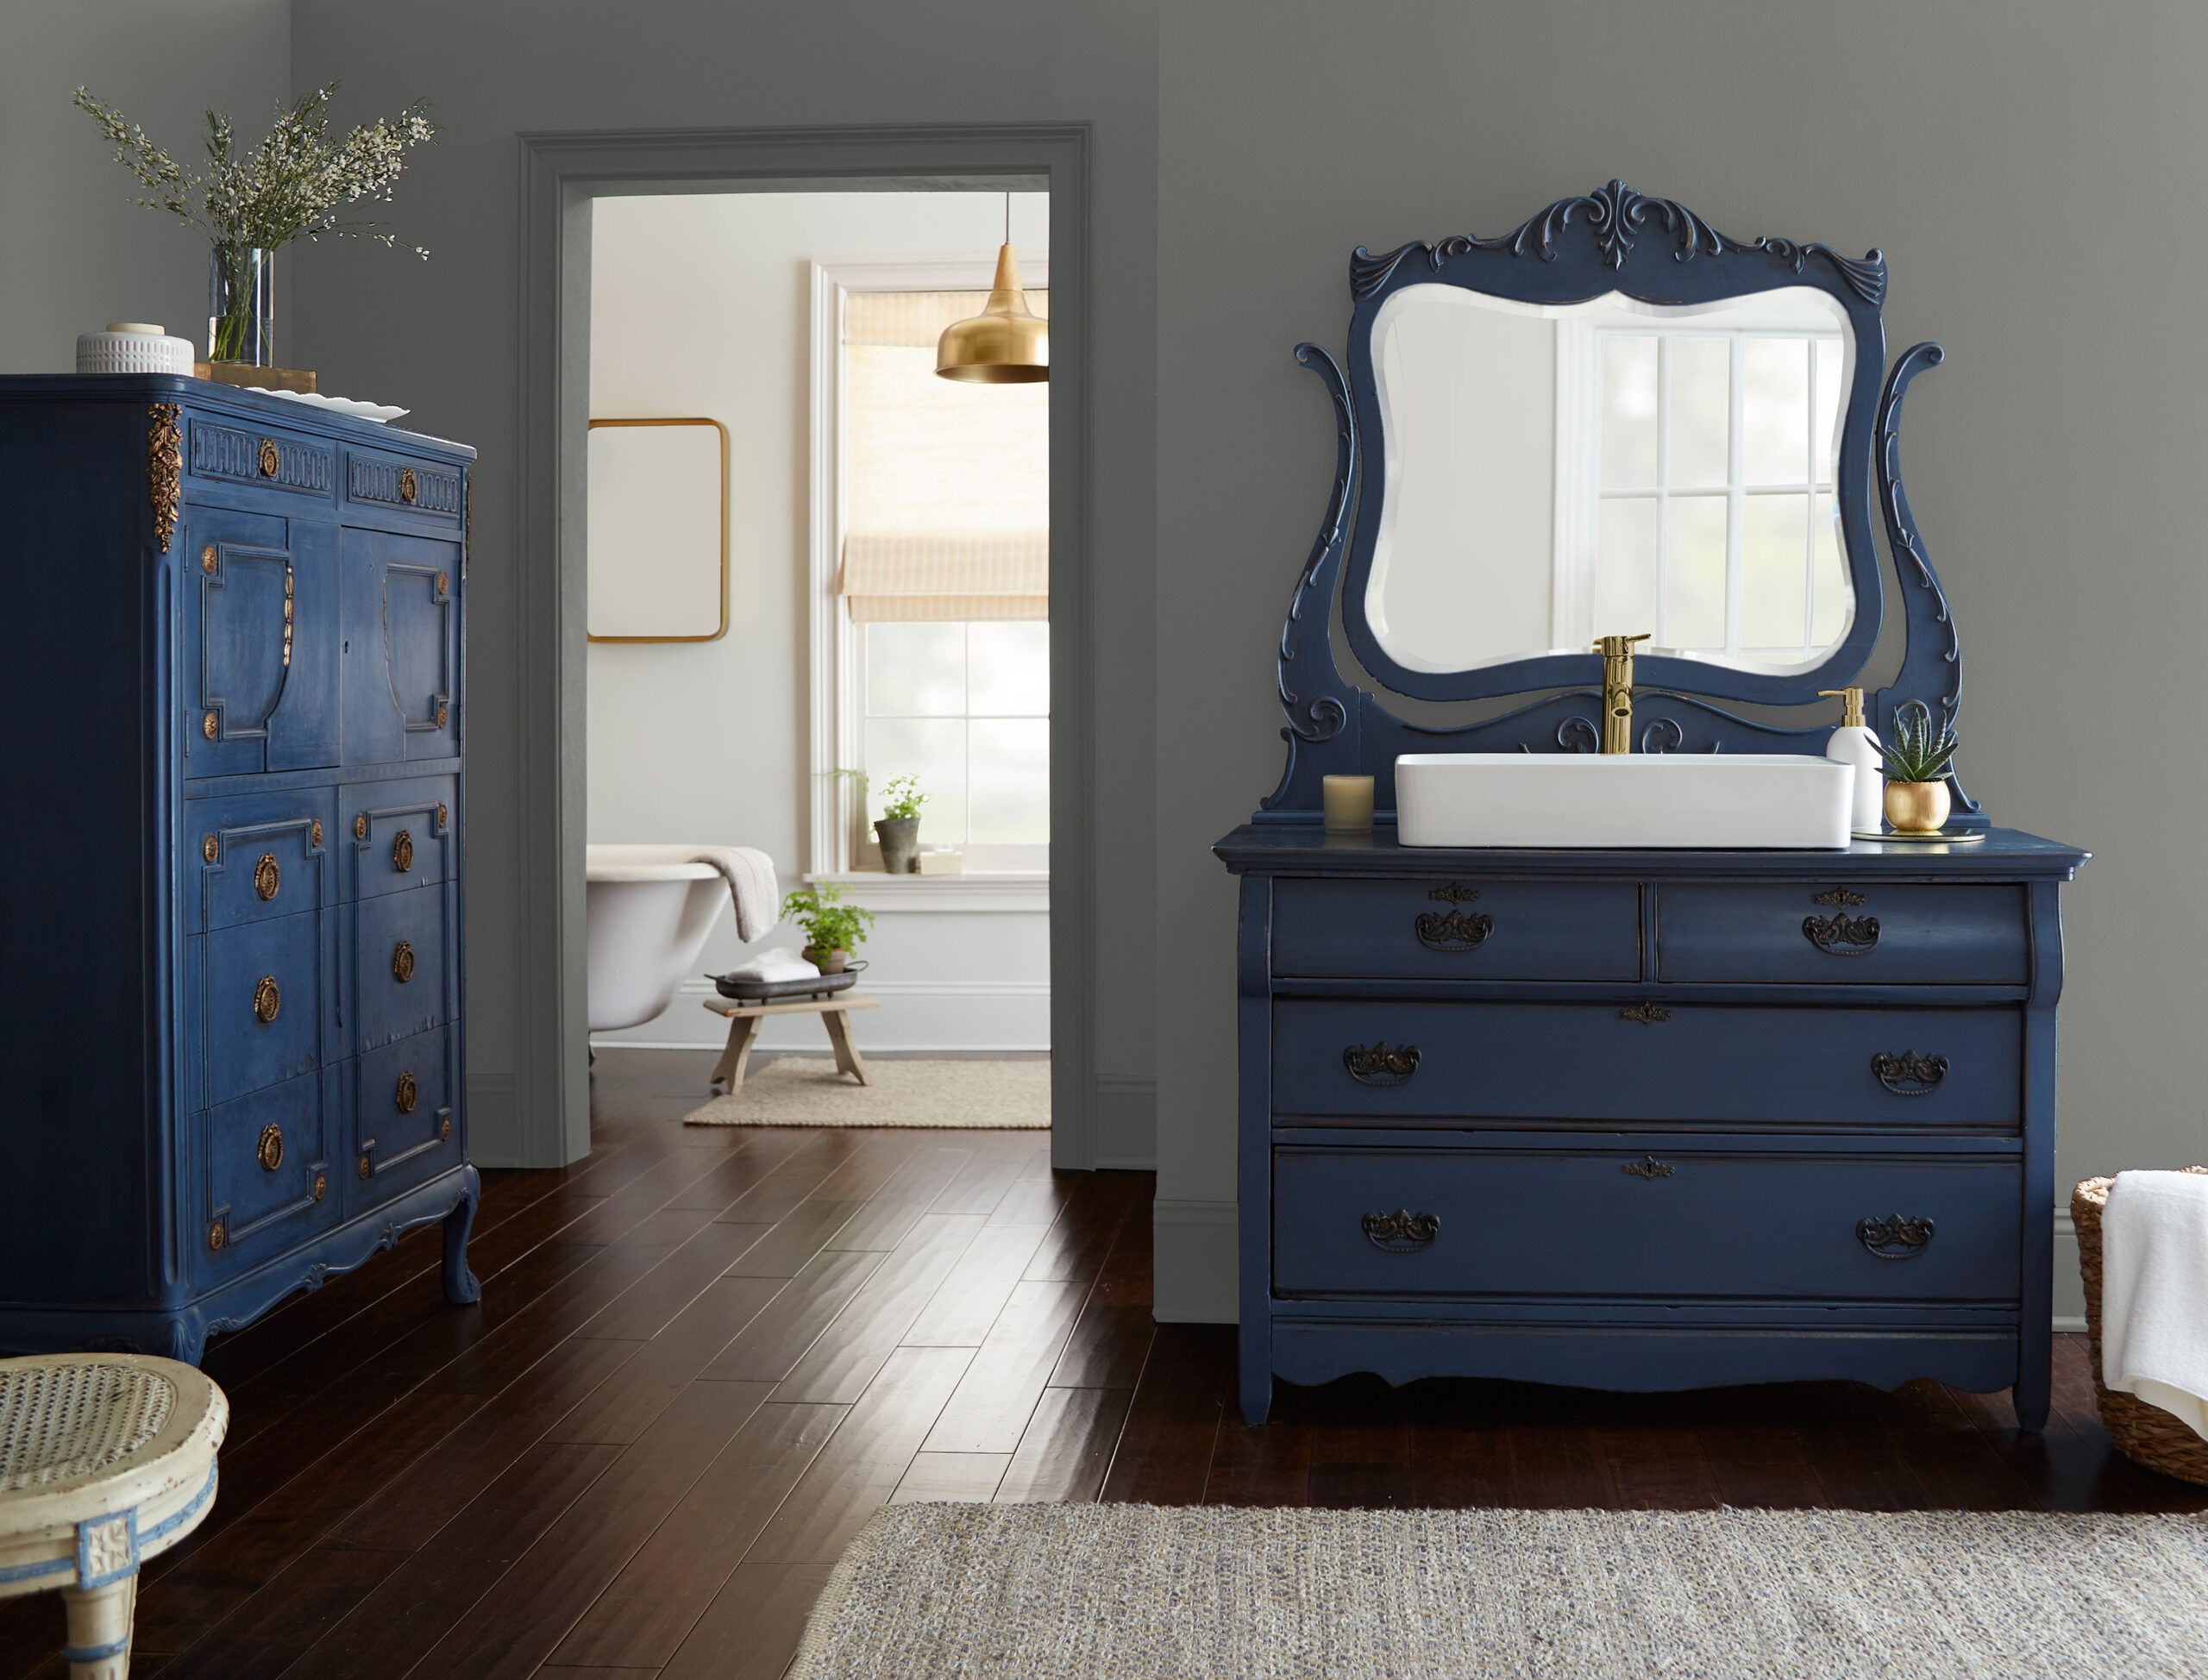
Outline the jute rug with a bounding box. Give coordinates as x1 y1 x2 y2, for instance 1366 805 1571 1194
788 1502 2208 1677
682 1056 1048 1129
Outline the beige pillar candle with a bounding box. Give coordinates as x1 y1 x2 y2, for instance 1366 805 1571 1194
1322 774 1375 834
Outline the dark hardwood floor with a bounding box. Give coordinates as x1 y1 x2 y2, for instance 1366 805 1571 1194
9 1046 2200 1678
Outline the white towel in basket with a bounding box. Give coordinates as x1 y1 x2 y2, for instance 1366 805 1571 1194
691 847 779 943
2102 1169 2208 1441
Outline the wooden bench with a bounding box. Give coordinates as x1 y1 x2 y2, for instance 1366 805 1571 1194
702 993 878 1094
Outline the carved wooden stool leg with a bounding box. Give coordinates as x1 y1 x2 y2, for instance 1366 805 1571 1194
711 1012 763 1092
60 1577 135 1679
822 1007 871 1087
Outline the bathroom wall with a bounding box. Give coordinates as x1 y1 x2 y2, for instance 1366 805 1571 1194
0 0 291 374
285 0 1159 1166
1151 0 2208 1320
586 190 1051 1052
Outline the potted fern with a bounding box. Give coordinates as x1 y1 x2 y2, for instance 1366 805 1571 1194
873 774 929 874
1880 703 1959 833
781 882 875 975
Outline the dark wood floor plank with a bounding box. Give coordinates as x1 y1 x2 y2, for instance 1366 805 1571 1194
157 1542 405 1680
1206 1417 1314 1508
899 1223 1051 1347
1049 1301 1154 1390
696 1247 886 1383
723 1199 862 1278
1099 1325 1227 1506
572 1220 772 1343
994 1386 1132 1505
656 1563 833 1680
928 1138 1043 1218
546 1275 789 1446
820 1146 976 1251
924 1280 1085 1454
891 1451 1010 1503
768 1214 988 1404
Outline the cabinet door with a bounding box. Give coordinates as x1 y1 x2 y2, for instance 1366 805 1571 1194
342 527 460 763
184 508 340 776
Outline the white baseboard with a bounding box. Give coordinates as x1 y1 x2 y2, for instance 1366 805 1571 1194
1152 1198 1237 1322
1094 1075 1156 1170
593 975 1050 1053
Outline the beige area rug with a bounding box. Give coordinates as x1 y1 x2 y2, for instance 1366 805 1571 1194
788 1502 2208 1678
682 1056 1048 1129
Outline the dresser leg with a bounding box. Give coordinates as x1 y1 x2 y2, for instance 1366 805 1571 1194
1239 1362 1272 1426
59 1576 134 1679
442 1172 481 1306
2013 1366 2050 1433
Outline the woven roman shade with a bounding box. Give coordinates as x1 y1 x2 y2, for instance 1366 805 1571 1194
839 288 1048 623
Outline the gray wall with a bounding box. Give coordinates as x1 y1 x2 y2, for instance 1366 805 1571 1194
1153 0 2208 1317
1 0 291 373
284 0 1159 1164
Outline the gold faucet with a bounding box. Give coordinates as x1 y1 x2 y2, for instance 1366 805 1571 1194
1592 632 1652 755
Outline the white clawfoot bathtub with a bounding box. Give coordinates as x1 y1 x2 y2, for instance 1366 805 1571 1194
586 845 732 1033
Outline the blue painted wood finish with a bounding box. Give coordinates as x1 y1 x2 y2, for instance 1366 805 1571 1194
0 375 476 1363
1264 180 1984 826
1217 825 2087 1430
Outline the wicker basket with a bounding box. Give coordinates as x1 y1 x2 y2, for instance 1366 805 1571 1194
2072 1169 2208 1486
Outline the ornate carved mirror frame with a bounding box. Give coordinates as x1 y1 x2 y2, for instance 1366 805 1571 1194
1263 179 1978 827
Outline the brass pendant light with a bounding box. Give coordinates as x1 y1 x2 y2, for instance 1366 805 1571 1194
935 193 1048 383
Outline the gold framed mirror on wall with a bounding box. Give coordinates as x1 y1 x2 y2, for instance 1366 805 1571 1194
585 416 731 643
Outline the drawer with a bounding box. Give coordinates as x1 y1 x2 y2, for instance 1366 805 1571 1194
340 776 455 900
1271 878 1641 981
354 882 456 1053
191 1066 340 1280
1273 1146 2023 1301
1656 883 2028 986
1272 1000 2021 1127
183 508 340 777
185 414 336 499
350 1024 461 1211
342 527 461 764
344 446 465 523
188 908 338 1108
187 787 339 932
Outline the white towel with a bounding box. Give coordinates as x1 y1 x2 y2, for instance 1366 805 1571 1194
691 847 778 943
720 945 819 983
2101 1169 2208 1440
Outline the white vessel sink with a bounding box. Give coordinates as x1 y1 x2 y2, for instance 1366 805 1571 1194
1395 753 1854 849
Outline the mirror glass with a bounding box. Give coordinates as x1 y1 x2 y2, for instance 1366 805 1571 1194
1365 284 1856 678
586 418 730 643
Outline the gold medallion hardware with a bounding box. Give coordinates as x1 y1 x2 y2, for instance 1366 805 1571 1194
398 467 418 505
253 853 280 901
1811 887 1866 908
358 1152 373 1181
392 830 415 873
310 818 323 848
256 1123 284 1172
396 1071 418 1114
202 834 219 864
200 544 218 574
436 571 448 596
436 802 448 828
392 940 416 983
208 1219 226 1251
436 701 449 729
313 1171 327 1202
355 813 369 841
258 437 279 478
439 1115 452 1142
147 404 181 553
253 975 281 1024
203 710 220 740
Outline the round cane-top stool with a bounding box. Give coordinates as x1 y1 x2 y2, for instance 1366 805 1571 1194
0 1355 227 1678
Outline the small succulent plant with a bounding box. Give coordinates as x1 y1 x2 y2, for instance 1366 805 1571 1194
1881 706 1958 785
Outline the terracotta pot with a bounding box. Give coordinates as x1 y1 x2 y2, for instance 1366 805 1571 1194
803 945 850 975
1884 780 1951 834
875 817 921 874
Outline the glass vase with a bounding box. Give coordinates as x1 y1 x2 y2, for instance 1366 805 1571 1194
208 244 274 367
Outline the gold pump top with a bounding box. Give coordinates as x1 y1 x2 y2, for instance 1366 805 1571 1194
1818 686 1866 728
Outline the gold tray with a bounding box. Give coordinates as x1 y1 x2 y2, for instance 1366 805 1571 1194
1851 827 1985 845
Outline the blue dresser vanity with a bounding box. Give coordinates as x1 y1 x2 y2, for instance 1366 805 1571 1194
0 376 477 1363
1218 183 2086 1428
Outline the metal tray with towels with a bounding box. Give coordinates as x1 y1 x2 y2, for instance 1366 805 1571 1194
710 961 864 1004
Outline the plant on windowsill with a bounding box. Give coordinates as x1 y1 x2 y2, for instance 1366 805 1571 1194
1879 701 1958 834
782 882 875 975
873 774 929 875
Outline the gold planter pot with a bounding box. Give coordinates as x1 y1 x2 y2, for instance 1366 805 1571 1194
1884 780 1952 834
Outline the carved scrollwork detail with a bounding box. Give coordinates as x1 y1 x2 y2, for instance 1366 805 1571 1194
1621 1156 1676 1180
1618 1003 1672 1025
1428 883 1479 905
147 404 181 553
1803 912 1880 955
1857 1214 1936 1259
1414 908 1494 954
1361 1210 1441 1252
1343 1042 1421 1087
1811 887 1866 907
1273 344 1355 752
1871 1050 1948 1096
1638 716 1685 755
1555 716 1601 755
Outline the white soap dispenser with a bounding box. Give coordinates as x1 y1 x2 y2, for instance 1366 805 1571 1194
1819 686 1884 832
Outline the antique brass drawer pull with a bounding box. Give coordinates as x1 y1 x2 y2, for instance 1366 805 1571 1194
256 1124 283 1172
203 710 220 740
392 829 415 873
1857 1214 1935 1259
252 975 280 1024
310 818 323 848
357 1150 373 1180
392 940 417 983
258 437 279 478
396 1070 418 1114
439 1114 453 1142
254 852 280 901
1871 1050 1948 1096
398 467 418 504
207 1218 227 1251
1618 1002 1671 1025
1803 912 1880 955
1343 1042 1420 1086
1621 1156 1675 1180
312 1170 327 1202
1362 1209 1440 1252
1414 907 1494 953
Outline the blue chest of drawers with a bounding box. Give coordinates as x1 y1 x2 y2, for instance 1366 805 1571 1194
0 377 479 1363
1215 827 2089 1429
